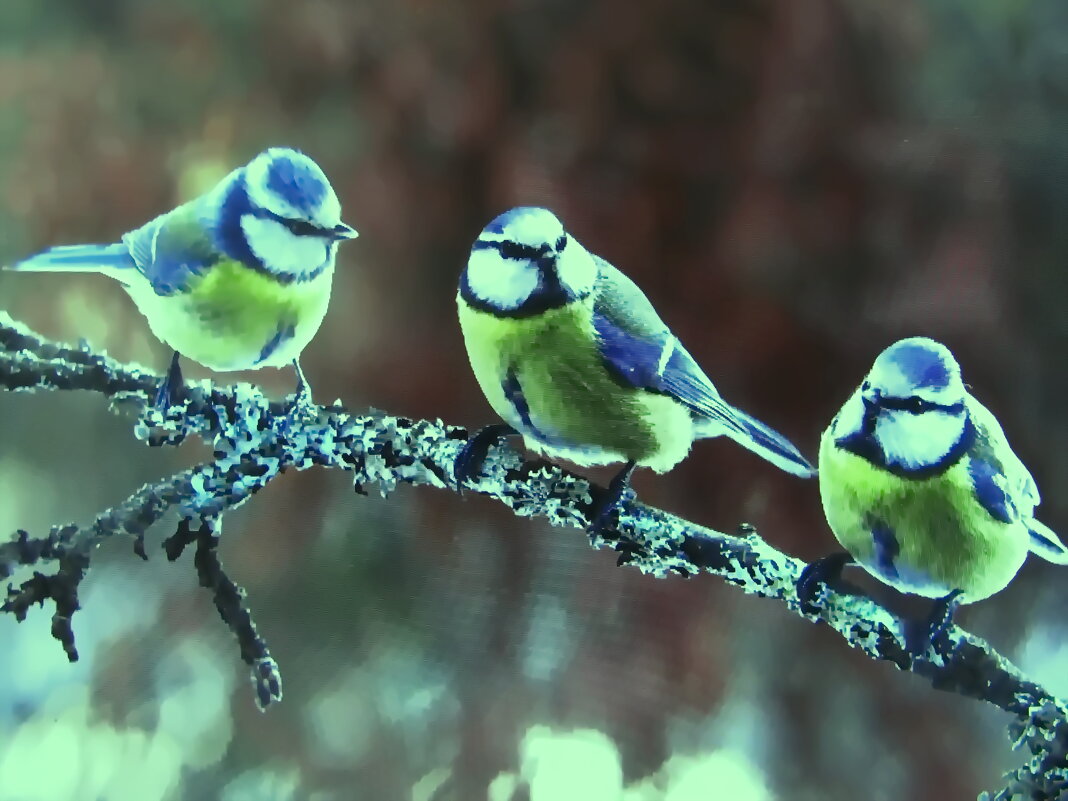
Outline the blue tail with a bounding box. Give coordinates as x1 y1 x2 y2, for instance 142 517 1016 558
700 404 817 478
7 243 134 280
1028 519 1068 565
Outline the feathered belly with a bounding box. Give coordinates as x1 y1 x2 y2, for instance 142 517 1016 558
818 433 1029 602
127 263 332 372
458 301 695 472
511 376 694 471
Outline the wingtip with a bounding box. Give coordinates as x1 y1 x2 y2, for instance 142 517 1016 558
1028 519 1068 565
781 454 818 480
721 407 818 479
5 243 133 275
731 429 819 479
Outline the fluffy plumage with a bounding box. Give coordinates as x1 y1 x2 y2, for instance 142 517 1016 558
5 147 357 375
820 336 1067 602
457 206 814 478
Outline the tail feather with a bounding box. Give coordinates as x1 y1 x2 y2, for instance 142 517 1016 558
698 405 816 478
6 243 134 281
1028 519 1068 565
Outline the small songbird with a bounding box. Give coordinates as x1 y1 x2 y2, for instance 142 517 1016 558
455 206 814 523
801 336 1067 641
5 147 358 407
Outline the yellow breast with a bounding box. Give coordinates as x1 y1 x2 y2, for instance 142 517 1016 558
457 295 694 471
817 427 1029 601
127 260 333 371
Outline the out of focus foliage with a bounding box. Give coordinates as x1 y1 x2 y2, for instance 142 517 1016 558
1 1 1066 799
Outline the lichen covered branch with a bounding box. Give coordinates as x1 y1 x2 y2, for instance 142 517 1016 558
1 311 1064 795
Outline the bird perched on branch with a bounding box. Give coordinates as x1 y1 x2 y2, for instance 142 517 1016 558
799 336 1068 649
5 147 358 409
455 206 814 528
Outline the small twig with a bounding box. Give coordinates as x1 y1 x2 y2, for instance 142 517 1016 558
163 517 282 709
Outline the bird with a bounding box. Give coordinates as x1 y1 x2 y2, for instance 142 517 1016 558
4 147 358 409
454 206 815 527
798 336 1068 649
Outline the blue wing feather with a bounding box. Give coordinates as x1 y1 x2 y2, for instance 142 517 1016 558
593 310 670 391
120 199 223 296
964 396 1068 563
1028 522 1068 562
7 191 225 298
965 399 1033 527
590 258 814 477
966 455 1016 524
594 309 743 432
6 243 135 279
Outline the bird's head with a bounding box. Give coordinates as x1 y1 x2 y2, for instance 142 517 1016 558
833 337 971 473
460 207 598 316
235 147 357 279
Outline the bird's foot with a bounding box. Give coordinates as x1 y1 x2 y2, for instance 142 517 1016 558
905 589 964 659
454 424 518 492
587 460 637 537
796 552 857 615
285 360 317 422
153 351 185 411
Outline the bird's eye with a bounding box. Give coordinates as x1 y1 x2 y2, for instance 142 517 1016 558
556 235 567 251
497 240 540 261
905 396 926 414
280 218 322 237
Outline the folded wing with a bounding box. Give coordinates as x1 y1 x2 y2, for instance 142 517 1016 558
967 396 1068 563
121 203 221 296
591 257 814 477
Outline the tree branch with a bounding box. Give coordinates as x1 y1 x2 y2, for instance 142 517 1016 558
1 310 1064 797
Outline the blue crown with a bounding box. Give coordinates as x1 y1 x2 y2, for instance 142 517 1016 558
266 153 327 214
887 339 953 391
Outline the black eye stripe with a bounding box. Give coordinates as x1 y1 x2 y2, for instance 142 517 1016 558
878 395 961 415
253 207 330 237
496 240 544 260
472 236 568 260
280 217 325 237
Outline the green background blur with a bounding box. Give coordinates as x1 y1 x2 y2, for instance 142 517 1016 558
1 1 1067 799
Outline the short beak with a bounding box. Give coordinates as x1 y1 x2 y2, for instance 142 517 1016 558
331 222 359 240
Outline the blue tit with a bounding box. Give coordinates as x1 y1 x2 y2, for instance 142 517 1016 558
455 206 814 523
4 147 358 407
802 336 1067 637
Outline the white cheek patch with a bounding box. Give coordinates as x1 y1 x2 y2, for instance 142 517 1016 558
555 244 597 297
465 248 539 310
875 409 965 470
240 215 328 277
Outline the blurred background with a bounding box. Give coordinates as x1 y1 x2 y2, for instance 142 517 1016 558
1 0 1067 799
